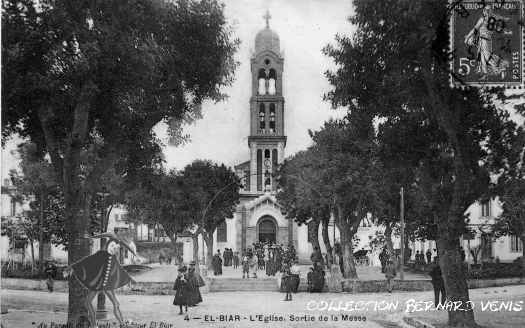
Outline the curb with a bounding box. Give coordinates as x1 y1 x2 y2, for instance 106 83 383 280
403 316 436 328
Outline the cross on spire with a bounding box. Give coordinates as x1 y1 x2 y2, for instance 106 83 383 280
263 10 271 28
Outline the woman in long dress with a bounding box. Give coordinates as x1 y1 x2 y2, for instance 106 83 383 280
173 266 188 314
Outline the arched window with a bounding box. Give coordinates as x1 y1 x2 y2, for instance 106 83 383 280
268 69 276 95
264 149 270 159
269 104 276 132
259 103 266 130
258 69 266 95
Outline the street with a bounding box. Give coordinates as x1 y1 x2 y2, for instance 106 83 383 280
2 285 525 328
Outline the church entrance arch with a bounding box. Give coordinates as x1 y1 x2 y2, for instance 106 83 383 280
257 216 277 243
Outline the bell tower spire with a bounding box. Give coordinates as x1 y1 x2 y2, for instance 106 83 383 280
247 13 286 193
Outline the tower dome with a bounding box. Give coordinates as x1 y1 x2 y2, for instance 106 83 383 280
255 10 280 54
255 28 280 54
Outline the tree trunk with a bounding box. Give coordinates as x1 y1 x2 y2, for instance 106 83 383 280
67 192 93 327
38 191 45 274
321 218 333 265
520 234 525 277
204 232 214 270
339 223 357 279
384 223 394 256
30 240 35 274
192 234 199 264
307 219 321 253
438 236 475 327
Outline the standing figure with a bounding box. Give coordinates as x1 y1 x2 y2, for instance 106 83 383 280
186 262 203 306
233 251 240 269
249 253 258 278
68 233 136 328
44 261 57 293
173 266 188 314
426 249 432 265
429 256 446 307
242 253 250 278
282 263 293 301
384 260 396 293
379 248 387 273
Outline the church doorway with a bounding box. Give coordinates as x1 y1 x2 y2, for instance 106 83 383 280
258 216 277 243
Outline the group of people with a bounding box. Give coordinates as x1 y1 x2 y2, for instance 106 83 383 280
172 261 205 314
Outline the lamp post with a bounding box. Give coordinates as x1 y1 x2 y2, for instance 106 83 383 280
96 191 110 320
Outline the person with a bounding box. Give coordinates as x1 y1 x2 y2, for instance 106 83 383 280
379 248 387 273
310 246 323 266
307 262 325 293
217 250 223 275
249 252 258 278
67 233 136 327
44 261 57 293
173 266 188 314
405 247 412 265
186 262 203 306
233 251 240 269
212 251 222 276
282 263 293 301
464 7 509 79
426 249 432 265
428 256 446 307
384 259 396 293
242 252 250 278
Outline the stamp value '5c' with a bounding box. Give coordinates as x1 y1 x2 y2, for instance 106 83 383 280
449 0 524 88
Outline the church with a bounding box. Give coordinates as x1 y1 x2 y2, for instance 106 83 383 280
180 13 335 263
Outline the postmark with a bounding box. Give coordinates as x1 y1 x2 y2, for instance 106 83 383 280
449 0 524 88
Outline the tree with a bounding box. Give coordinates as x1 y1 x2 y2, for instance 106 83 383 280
181 160 240 269
282 118 383 279
277 149 332 263
2 0 238 323
493 129 525 274
323 1 521 325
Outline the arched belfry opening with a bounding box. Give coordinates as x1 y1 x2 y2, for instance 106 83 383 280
258 216 277 243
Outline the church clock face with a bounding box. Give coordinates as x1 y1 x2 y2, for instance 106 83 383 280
264 158 271 168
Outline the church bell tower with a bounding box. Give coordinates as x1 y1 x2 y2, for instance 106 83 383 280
248 11 286 193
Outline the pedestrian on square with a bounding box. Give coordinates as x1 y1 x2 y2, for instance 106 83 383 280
429 256 446 307
282 263 293 301
233 251 240 269
173 266 188 314
379 247 387 273
426 249 432 265
44 261 57 293
384 259 396 293
242 253 250 278
186 262 203 306
250 253 258 278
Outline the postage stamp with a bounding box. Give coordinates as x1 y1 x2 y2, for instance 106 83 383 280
449 0 524 88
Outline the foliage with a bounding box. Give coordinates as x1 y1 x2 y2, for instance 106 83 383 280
322 0 522 325
2 0 238 321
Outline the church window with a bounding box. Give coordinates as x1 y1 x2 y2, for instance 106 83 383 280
264 149 270 159
259 104 266 130
217 221 227 242
481 201 491 217
272 149 278 191
257 149 263 191
265 59 270 65
268 69 276 95
258 69 266 95
269 104 276 132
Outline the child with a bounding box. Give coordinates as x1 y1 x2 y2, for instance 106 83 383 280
282 263 292 301
173 266 188 314
242 254 250 279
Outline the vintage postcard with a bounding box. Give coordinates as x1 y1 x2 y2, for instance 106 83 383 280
1 1 524 328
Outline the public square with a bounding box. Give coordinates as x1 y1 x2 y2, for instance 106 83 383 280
2 285 525 328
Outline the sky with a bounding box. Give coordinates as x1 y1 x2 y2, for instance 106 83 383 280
1 0 354 179
156 0 354 170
